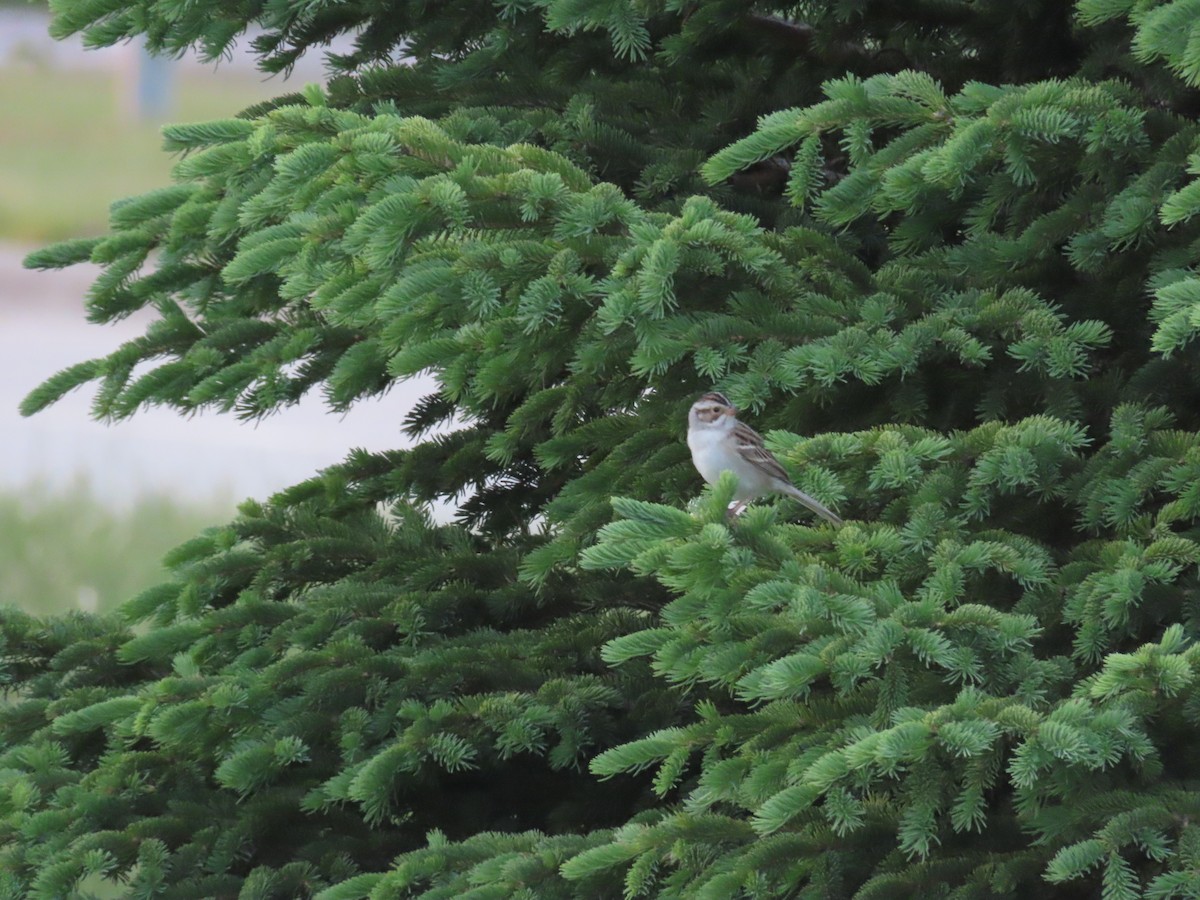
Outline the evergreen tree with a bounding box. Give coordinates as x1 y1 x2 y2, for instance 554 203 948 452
9 0 1200 896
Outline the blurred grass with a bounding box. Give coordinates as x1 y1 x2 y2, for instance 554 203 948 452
0 64 280 241
0 481 226 616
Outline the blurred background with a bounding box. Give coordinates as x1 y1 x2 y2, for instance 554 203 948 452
0 4 423 615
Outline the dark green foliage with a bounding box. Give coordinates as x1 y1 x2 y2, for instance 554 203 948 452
11 0 1200 897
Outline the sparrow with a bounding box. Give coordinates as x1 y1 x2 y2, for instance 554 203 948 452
687 391 843 525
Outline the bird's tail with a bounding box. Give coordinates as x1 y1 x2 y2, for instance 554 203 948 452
782 484 843 526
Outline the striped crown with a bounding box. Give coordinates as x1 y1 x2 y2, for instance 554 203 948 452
696 391 733 408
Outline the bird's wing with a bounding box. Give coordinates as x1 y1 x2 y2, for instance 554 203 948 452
732 419 842 525
731 420 792 483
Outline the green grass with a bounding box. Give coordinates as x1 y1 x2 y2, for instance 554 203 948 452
0 481 228 616
0 65 282 241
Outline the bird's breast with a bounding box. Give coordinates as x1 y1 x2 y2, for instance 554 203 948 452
687 426 733 485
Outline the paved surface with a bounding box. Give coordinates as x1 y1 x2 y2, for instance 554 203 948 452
0 14 431 513
0 243 431 510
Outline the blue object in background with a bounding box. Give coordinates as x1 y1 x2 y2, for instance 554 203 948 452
136 42 174 120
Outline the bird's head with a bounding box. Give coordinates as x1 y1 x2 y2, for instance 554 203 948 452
689 391 736 428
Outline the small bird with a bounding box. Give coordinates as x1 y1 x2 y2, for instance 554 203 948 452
687 391 843 525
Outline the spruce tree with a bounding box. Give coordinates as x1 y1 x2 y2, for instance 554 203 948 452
8 0 1200 896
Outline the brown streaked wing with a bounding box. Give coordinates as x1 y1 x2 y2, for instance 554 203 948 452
732 420 792 483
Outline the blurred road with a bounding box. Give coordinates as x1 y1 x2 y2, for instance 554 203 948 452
0 242 431 509
0 12 435 512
